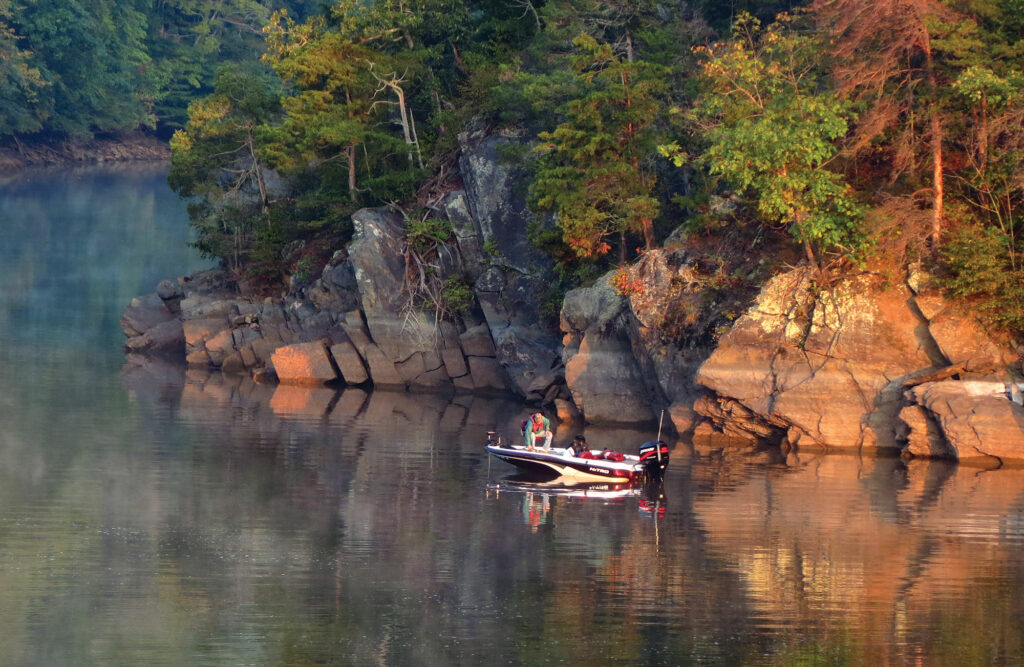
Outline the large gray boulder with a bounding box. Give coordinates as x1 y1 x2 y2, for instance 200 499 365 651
346 207 428 363
559 249 720 429
450 127 562 395
121 292 183 354
307 250 360 317
458 127 549 274
561 274 661 424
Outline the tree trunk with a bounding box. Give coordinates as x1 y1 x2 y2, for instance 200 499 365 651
931 111 943 246
388 81 424 169
804 240 818 269
979 94 988 170
348 142 358 204
247 133 269 217
408 103 424 169
923 25 943 247
641 217 655 251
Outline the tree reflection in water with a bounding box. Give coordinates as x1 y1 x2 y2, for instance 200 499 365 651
2 165 1024 664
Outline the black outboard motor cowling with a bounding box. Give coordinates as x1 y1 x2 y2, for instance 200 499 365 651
638 441 670 476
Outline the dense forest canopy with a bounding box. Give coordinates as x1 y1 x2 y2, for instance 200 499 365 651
0 0 316 138
6 0 1024 338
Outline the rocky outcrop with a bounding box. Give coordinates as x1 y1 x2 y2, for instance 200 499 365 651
901 381 1024 465
447 126 563 396
559 249 718 427
124 218 512 392
561 274 661 424
120 121 1024 458
123 128 564 401
694 266 1021 460
121 290 183 355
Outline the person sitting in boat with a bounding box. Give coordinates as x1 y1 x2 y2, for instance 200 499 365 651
522 412 553 450
568 435 588 457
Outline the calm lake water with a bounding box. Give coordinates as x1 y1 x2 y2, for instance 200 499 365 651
2 165 1024 665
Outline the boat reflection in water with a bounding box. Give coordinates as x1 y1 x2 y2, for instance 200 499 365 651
487 473 667 531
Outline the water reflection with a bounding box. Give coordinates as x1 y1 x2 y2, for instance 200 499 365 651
111 366 1024 663
487 476 662 532
4 164 1024 663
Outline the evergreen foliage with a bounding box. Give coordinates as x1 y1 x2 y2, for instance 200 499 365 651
168 64 282 271
531 34 668 258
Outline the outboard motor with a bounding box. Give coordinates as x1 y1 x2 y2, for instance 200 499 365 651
638 440 669 477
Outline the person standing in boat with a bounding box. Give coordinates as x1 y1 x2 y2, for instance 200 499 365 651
523 412 553 450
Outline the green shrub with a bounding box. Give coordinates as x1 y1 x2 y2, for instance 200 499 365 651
938 222 1024 337
441 276 476 314
407 218 454 255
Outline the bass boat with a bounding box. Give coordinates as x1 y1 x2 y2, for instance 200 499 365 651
485 431 669 483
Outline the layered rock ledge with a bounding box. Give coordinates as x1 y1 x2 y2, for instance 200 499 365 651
692 267 1024 464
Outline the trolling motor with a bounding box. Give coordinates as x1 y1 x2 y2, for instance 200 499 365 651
486 431 501 446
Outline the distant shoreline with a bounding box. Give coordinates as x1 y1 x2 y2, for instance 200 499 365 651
0 131 169 171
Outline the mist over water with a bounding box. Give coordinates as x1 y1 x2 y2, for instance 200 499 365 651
1 165 1024 665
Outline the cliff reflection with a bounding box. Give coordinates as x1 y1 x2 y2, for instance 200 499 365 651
113 359 1024 664
690 453 1024 662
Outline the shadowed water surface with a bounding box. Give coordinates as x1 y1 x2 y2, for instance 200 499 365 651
2 166 1024 665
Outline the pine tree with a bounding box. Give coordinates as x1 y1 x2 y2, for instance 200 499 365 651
168 65 282 269
532 33 667 258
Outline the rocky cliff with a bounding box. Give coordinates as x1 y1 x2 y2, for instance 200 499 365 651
692 266 1024 464
123 128 566 404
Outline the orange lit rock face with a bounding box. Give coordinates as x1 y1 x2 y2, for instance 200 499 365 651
698 271 933 450
909 381 1024 463
695 268 1020 458
270 341 338 385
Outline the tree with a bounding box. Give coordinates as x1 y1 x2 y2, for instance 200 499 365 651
532 33 667 258
12 0 154 136
937 3 1024 266
688 13 864 264
262 12 379 205
168 64 282 270
145 0 272 132
811 0 964 247
0 0 48 136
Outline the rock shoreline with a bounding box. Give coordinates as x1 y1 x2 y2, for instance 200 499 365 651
124 128 574 418
692 267 1024 464
122 129 1024 463
0 132 169 171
